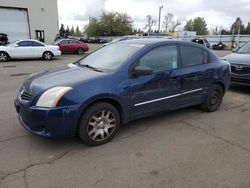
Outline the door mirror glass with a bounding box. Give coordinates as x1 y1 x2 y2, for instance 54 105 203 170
132 65 153 76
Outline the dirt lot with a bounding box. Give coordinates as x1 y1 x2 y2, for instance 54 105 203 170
0 47 250 188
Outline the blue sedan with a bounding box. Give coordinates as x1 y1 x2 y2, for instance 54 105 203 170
223 42 250 86
15 39 231 146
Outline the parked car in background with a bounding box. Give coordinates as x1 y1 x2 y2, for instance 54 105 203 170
191 38 211 48
223 41 250 86
0 39 61 62
15 39 231 146
55 39 89 54
0 33 8 45
80 38 108 44
212 42 226 50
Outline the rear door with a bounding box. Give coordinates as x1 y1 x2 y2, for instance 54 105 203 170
68 40 80 53
32 41 45 57
179 45 212 105
129 44 182 118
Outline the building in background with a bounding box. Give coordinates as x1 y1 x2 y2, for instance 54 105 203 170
0 0 59 43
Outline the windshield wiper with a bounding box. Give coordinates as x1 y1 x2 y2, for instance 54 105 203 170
80 64 103 72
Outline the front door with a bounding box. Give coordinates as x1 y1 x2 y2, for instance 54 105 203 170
11 41 34 58
129 44 182 118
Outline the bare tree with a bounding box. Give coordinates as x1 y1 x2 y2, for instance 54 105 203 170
162 13 174 32
171 19 182 32
144 15 156 33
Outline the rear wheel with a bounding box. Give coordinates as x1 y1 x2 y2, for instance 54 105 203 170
77 48 84 54
43 51 53 60
200 84 224 112
78 102 120 146
0 52 8 62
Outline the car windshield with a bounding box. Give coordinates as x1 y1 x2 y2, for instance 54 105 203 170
79 43 144 71
238 42 250 53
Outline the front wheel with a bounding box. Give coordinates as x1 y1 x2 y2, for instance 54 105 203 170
0 52 8 62
200 84 224 112
78 102 120 146
43 51 53 60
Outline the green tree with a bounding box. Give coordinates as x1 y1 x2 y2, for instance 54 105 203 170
184 17 208 35
231 17 244 34
59 24 66 37
84 12 133 37
75 25 82 36
184 19 193 31
65 25 70 37
245 22 250 34
70 26 75 36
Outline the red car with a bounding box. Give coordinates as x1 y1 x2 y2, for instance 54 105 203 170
55 39 89 54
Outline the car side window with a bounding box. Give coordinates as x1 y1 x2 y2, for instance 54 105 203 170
180 45 204 67
32 41 44 47
69 40 80 44
139 45 178 73
17 41 33 47
59 40 67 45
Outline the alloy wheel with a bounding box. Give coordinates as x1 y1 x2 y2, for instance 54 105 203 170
87 110 116 142
44 52 52 60
0 52 7 62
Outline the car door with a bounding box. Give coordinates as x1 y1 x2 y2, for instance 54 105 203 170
69 40 80 53
58 40 69 53
129 44 182 118
11 41 34 58
179 45 212 105
32 41 45 57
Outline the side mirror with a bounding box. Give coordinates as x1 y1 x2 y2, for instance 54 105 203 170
14 44 18 47
132 65 153 76
232 47 239 53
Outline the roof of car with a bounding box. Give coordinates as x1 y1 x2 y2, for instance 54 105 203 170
118 38 201 47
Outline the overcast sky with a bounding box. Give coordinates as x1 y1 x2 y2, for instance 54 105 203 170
58 0 250 32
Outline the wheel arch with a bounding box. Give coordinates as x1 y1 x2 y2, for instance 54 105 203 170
75 97 125 136
214 81 225 94
43 50 54 57
0 51 10 58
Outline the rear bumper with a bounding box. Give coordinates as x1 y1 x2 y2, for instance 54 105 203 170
53 50 61 57
14 99 80 138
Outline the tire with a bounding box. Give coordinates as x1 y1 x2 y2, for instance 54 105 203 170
200 84 224 112
78 102 120 146
43 51 53 60
0 52 8 62
77 48 84 54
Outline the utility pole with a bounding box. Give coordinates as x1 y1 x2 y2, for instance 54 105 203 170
158 6 163 33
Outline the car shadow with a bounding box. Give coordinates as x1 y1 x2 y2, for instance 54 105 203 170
230 85 250 95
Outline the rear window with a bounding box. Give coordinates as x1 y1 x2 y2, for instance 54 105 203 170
180 45 204 67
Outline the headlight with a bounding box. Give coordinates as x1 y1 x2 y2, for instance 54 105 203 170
36 86 72 107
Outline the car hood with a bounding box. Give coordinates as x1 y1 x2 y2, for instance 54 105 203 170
24 64 106 95
0 46 7 49
224 53 250 65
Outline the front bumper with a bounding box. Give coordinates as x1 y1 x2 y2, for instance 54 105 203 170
231 74 250 86
14 99 80 137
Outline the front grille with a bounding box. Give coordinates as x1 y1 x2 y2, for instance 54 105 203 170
231 64 250 75
20 88 32 101
231 77 250 84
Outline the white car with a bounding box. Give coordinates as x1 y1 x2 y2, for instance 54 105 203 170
0 39 61 62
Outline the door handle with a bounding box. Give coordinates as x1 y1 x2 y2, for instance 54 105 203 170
170 76 181 81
